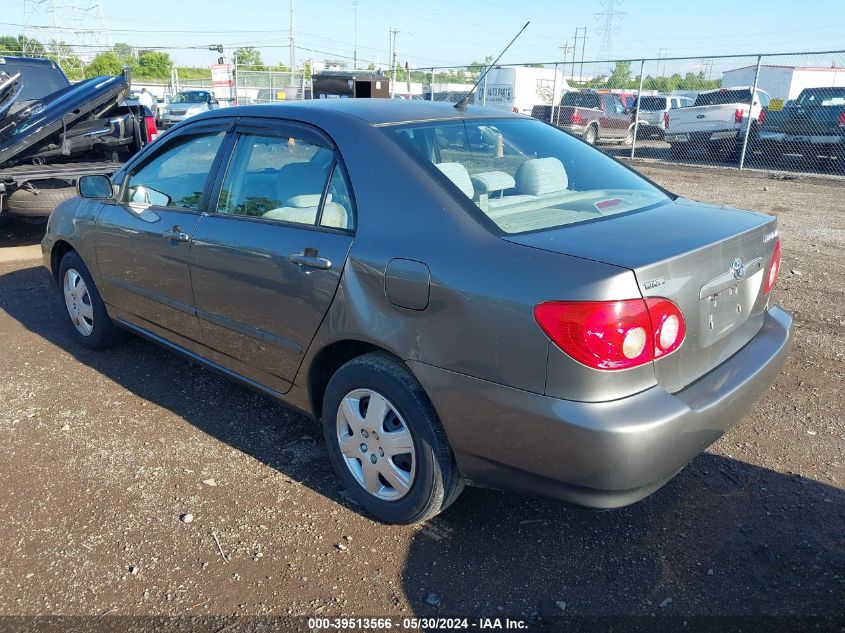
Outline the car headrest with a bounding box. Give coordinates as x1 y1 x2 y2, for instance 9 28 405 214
515 157 568 196
471 171 516 195
435 162 474 199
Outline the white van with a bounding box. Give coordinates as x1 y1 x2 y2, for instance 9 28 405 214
482 66 569 115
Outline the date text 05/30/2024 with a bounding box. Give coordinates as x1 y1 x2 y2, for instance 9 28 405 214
308 617 529 630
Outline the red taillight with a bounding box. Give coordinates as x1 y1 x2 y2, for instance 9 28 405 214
144 116 158 143
735 108 744 124
533 298 686 371
838 111 845 127
758 109 766 126
663 111 670 129
570 111 584 125
763 238 782 295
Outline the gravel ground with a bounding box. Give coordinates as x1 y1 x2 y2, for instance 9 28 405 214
0 164 843 624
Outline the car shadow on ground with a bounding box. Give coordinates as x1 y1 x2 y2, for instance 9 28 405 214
2 263 843 620
0 216 47 247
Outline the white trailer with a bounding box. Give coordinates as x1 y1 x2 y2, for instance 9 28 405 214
721 65 845 102
482 66 569 115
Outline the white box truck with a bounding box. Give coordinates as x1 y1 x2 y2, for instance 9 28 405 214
482 66 568 115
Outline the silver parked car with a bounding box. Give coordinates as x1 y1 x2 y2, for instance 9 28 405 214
159 89 219 128
632 94 694 139
42 100 791 524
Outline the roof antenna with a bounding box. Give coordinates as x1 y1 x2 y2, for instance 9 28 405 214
454 21 530 110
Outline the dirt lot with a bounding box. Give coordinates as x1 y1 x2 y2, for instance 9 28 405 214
0 164 843 626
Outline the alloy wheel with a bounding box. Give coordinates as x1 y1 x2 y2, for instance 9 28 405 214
336 388 416 501
63 268 94 336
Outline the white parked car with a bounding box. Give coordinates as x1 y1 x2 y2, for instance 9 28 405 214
665 87 770 160
160 90 220 128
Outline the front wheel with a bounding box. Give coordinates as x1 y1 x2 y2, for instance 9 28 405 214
322 353 463 524
58 251 124 349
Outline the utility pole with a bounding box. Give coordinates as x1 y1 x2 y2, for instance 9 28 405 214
353 0 359 70
389 27 399 98
576 26 587 86
289 0 295 70
559 41 573 68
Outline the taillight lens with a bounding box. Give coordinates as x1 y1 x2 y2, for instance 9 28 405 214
735 108 744 124
663 111 670 129
534 298 686 371
758 109 766 126
570 112 583 125
763 238 782 294
144 116 158 143
838 111 845 127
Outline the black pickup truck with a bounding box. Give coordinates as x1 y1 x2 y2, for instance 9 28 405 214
0 56 156 219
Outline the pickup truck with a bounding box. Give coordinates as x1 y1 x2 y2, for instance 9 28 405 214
532 91 634 145
753 87 845 170
631 94 694 139
664 87 770 160
0 56 156 219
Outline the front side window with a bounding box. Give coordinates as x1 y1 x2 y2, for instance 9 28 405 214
217 132 352 229
123 131 225 209
387 118 669 234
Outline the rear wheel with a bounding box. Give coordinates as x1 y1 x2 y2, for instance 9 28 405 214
582 125 597 145
623 126 635 146
58 251 124 349
321 353 463 524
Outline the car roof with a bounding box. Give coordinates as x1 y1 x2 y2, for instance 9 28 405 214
198 99 522 126
0 56 61 68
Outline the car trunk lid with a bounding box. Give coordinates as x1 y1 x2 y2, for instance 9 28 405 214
505 197 778 393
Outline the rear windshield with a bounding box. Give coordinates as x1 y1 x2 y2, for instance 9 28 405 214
385 118 669 235
695 89 752 106
0 60 70 100
795 87 845 107
171 92 208 104
633 96 667 111
561 92 600 109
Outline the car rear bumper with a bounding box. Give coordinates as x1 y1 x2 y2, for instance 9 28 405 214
757 131 845 154
410 305 792 509
558 124 588 136
666 130 740 144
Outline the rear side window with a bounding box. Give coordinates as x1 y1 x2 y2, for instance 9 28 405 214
123 131 225 209
386 118 668 235
216 132 353 230
694 89 752 106
636 96 667 111
561 92 600 109
795 88 845 107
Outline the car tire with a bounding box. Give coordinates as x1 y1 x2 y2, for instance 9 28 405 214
321 352 463 524
5 180 77 218
582 125 597 145
623 126 635 146
58 251 124 350
669 143 689 160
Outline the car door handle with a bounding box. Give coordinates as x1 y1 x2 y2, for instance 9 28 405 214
162 227 190 242
289 251 332 270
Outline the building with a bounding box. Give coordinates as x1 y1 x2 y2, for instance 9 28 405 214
721 64 845 101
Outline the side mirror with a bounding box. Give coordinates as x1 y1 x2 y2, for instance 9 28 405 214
78 174 113 199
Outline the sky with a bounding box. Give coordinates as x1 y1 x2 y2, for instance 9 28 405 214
4 0 845 74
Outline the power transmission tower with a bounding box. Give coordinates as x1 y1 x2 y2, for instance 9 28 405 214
594 0 626 62
657 47 668 76
573 26 587 86
22 0 110 75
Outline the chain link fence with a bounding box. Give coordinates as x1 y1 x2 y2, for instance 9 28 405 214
233 67 309 104
412 50 845 177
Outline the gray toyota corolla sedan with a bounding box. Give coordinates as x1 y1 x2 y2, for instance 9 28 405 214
42 100 791 524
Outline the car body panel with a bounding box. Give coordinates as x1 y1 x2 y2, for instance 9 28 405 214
42 100 792 510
